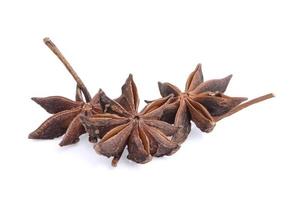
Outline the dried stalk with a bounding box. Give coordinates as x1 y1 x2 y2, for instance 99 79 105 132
43 37 91 102
215 93 275 121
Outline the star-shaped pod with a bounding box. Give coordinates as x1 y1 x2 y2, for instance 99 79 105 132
80 75 179 166
29 88 103 145
153 64 262 144
28 38 104 145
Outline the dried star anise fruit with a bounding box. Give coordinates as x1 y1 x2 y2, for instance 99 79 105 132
28 37 274 167
80 75 179 166
149 64 274 144
28 38 103 145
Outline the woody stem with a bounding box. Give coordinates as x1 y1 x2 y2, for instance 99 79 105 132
215 93 275 121
43 37 92 102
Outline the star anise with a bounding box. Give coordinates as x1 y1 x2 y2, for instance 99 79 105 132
150 64 274 144
28 38 103 145
80 75 179 166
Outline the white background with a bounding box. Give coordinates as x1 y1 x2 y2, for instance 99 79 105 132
0 0 306 199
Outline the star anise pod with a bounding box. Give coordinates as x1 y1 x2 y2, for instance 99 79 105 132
28 38 103 146
150 64 274 144
80 75 179 166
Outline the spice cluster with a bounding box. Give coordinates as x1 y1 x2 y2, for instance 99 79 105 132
29 38 274 167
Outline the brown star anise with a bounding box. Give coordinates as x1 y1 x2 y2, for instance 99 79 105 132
28 38 103 145
80 75 179 166
150 64 274 144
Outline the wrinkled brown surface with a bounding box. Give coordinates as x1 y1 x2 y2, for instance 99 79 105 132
152 64 247 144
29 88 103 146
29 40 274 167
80 75 179 166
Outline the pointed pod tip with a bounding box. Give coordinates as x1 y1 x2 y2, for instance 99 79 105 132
97 89 105 96
140 155 153 164
58 141 65 147
100 90 107 96
93 143 103 155
196 63 202 71
31 97 39 102
231 97 248 105
31 97 40 100
222 74 233 84
226 74 233 79
58 138 70 147
238 97 248 102
31 97 45 106
127 154 153 164
59 138 80 147
205 123 216 133
144 99 153 104
124 74 134 85
158 81 163 88
28 132 39 139
168 145 181 156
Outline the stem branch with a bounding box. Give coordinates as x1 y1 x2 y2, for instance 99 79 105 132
43 37 91 102
215 93 275 121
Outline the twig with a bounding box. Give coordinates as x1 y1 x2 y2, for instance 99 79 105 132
215 93 275 121
43 37 91 102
